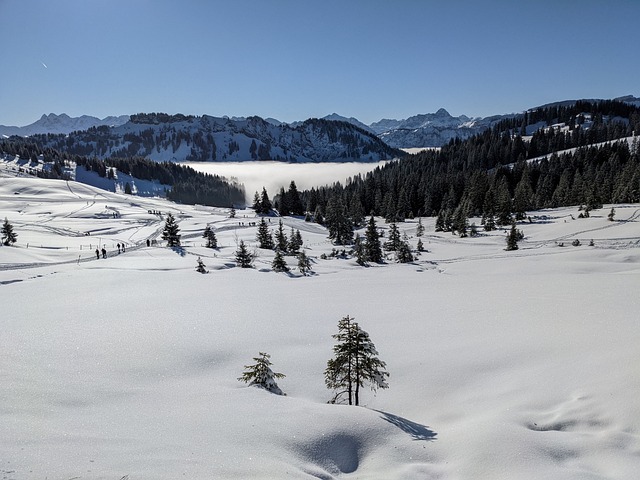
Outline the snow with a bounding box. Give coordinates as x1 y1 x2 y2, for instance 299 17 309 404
1 174 640 479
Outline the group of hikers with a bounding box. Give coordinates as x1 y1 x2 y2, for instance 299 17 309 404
94 242 126 259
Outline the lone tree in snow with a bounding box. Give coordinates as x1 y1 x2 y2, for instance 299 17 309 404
195 256 207 273
325 315 389 406
238 352 285 395
203 225 218 248
1 218 17 246
505 221 522 251
235 239 254 268
161 212 181 247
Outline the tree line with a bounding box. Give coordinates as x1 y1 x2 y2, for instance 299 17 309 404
296 100 639 229
0 139 245 208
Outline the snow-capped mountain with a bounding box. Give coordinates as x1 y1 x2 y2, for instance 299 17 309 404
0 113 130 137
369 108 512 148
29 113 402 163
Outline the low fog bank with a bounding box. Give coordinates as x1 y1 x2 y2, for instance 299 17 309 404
183 160 391 203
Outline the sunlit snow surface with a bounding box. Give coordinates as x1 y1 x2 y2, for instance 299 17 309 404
1 175 639 479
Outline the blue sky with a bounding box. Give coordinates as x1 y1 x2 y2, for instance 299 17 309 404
1 0 638 126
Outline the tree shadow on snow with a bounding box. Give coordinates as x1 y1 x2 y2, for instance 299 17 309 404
376 410 437 441
171 246 187 257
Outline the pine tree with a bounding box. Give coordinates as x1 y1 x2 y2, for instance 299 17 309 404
259 187 272 214
1 218 17 246
195 256 207 273
325 315 389 406
505 221 520 251
287 228 303 254
238 352 285 395
229 206 236 219
275 219 288 253
287 181 304 216
364 216 383 263
203 225 218 248
235 240 254 268
256 217 274 249
325 195 353 245
416 217 425 237
297 250 312 275
417 238 424 252
161 213 181 247
353 233 366 266
252 191 261 211
396 240 414 263
384 222 401 252
271 249 289 272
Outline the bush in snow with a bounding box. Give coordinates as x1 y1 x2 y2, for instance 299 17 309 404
238 352 285 395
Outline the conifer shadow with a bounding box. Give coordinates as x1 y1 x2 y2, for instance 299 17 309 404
171 246 187 256
376 410 437 441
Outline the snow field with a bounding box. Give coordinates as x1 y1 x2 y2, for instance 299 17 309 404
1 177 640 479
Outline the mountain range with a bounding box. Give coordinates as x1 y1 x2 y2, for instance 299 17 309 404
1 96 638 159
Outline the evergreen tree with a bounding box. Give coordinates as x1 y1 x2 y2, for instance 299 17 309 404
124 182 132 195
252 191 261 211
161 213 181 247
483 213 496 231
384 222 401 251
364 216 383 263
287 228 303 254
416 217 425 237
229 206 236 219
325 195 353 245
325 315 389 406
271 249 289 272
396 238 414 263
1 218 17 246
287 181 304 216
417 237 424 252
313 206 324 225
195 256 207 273
256 218 274 249
259 187 272 214
349 195 365 228
297 250 312 275
505 221 521 251
275 219 288 252
238 352 285 395
235 240 254 268
276 186 290 215
203 225 218 248
353 233 366 266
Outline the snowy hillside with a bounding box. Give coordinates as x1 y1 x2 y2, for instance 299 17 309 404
0 113 130 137
1 173 639 479
28 114 402 163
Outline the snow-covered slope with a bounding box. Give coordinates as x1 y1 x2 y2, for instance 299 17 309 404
1 173 639 479
0 113 130 137
29 114 402 163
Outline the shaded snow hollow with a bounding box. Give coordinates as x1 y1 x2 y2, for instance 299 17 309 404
1 176 639 479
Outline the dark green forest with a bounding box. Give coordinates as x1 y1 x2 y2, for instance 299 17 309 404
298 100 640 234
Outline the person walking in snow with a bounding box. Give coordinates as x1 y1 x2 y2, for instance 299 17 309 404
95 248 100 260
117 243 121 253
101 247 107 259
